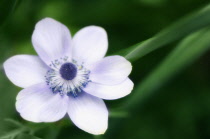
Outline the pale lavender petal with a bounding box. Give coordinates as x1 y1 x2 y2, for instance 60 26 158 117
68 93 108 135
32 18 72 65
3 55 48 88
84 78 133 100
89 56 132 85
72 26 108 65
16 83 68 122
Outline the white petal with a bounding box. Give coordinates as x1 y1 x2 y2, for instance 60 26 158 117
84 78 133 100
3 55 48 88
89 56 132 85
32 18 72 65
16 83 68 122
68 93 108 135
72 26 108 65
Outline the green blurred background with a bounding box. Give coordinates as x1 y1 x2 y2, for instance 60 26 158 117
1 0 210 139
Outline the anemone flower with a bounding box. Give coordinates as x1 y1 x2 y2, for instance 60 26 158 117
4 18 133 135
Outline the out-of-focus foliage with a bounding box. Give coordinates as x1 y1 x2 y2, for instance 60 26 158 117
126 26 210 111
16 134 41 139
1 0 210 139
0 119 40 139
123 3 210 61
0 0 19 25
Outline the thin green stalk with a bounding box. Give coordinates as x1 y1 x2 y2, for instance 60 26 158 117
125 26 210 111
121 3 210 61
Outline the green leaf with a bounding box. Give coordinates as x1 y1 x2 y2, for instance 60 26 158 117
123 3 210 61
0 119 28 139
15 134 41 139
125 26 210 111
4 119 23 127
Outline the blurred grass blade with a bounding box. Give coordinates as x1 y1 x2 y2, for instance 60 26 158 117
109 109 129 118
125 26 210 111
15 134 41 139
123 3 210 61
4 118 23 127
0 119 28 139
0 0 20 26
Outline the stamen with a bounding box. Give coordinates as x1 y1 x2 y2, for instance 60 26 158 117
59 63 77 80
45 57 91 97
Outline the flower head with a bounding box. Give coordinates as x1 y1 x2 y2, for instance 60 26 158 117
3 18 133 135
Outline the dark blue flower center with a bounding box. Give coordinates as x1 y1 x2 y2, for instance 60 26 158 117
59 63 77 80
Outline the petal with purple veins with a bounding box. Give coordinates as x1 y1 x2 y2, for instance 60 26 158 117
16 83 68 122
4 55 48 88
68 93 108 135
72 26 108 66
84 78 133 100
89 56 132 85
32 18 72 66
